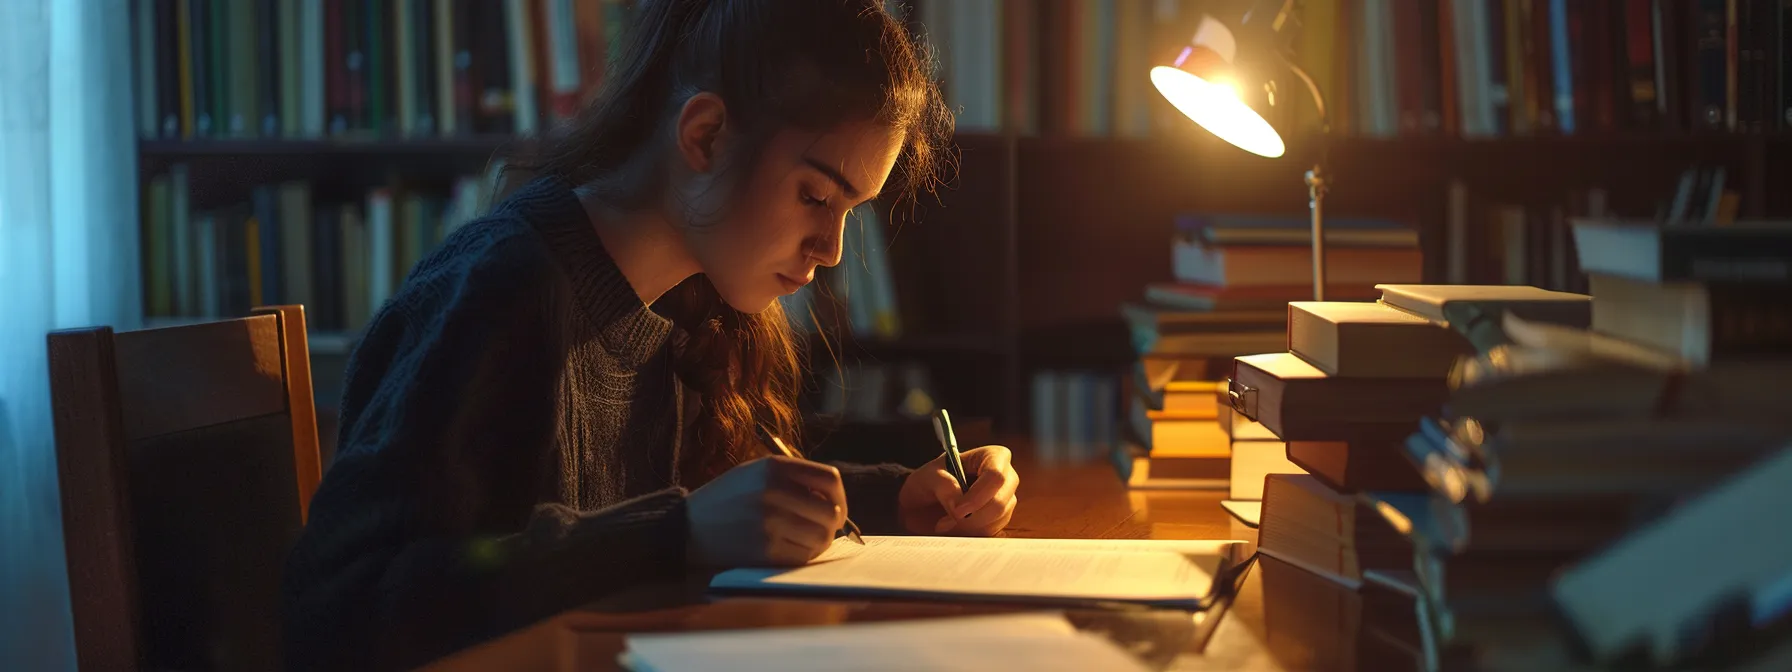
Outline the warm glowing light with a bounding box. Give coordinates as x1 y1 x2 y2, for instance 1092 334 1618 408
1150 65 1286 158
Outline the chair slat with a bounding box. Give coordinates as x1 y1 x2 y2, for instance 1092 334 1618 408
113 314 288 441
257 305 323 523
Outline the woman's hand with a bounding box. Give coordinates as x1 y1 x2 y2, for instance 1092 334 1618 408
685 456 848 568
898 445 1020 536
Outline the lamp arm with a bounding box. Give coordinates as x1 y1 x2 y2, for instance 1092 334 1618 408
1282 60 1328 134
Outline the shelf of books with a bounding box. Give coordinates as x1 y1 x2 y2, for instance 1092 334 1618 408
921 0 1792 140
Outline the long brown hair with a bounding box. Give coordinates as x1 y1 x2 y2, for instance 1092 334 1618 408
503 0 953 483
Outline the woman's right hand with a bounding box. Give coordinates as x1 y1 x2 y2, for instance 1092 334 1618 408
684 456 848 568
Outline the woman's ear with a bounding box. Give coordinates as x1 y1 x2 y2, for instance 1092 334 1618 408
675 92 729 174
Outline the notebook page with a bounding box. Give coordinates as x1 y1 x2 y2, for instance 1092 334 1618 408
621 613 1152 672
714 535 1243 604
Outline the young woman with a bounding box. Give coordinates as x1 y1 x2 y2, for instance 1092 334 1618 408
281 1 1020 669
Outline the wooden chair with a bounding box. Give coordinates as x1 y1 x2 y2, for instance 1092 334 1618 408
48 305 324 671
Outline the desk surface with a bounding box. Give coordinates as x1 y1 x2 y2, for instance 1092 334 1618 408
420 461 1416 671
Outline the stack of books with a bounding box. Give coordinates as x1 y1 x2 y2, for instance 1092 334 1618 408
1110 296 1285 490
1369 220 1792 668
1113 213 1423 489
1155 213 1422 311
1232 284 1593 623
1215 404 1303 526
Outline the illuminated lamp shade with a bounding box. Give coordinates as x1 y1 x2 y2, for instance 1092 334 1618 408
1150 15 1286 158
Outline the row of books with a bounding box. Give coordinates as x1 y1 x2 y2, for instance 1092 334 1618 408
131 0 634 141
1237 219 1792 667
1342 0 1792 138
917 0 1792 140
1028 370 1121 465
1447 161 1753 291
139 163 498 333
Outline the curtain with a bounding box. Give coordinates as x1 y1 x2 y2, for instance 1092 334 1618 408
0 0 142 669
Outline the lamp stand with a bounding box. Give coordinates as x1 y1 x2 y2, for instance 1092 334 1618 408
1305 163 1327 301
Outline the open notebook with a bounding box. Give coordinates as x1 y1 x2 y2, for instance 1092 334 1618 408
710 535 1254 609
619 612 1151 672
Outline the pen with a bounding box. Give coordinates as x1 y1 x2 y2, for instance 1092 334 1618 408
930 409 971 495
756 423 865 545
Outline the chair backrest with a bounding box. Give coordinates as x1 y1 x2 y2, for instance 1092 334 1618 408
48 305 323 671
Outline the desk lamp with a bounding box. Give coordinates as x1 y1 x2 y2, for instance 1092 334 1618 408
1150 1 1332 300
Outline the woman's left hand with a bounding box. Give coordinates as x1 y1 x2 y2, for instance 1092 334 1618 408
898 445 1020 536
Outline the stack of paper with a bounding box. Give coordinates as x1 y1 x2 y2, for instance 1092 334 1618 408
619 613 1151 672
710 535 1251 609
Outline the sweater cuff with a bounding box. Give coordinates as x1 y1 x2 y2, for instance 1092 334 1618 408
547 488 689 570
834 462 911 535
488 488 689 618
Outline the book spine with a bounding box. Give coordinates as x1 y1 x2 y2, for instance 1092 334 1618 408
137 0 159 138
325 0 348 134
1692 0 1729 129
251 186 282 305
1781 0 1792 129
343 0 365 132
1550 0 1576 133
413 0 436 135
394 0 415 136
157 0 182 138
1660 235 1792 281
279 0 301 137
230 0 258 136
1709 286 1792 355
435 0 459 135
260 0 282 136
300 0 325 136
209 0 229 135
365 0 387 135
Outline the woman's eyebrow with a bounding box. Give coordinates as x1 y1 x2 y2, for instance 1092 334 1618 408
801 156 863 200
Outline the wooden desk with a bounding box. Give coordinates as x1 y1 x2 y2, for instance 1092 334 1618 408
420 462 1405 671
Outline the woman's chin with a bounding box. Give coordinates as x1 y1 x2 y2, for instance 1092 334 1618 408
717 289 783 315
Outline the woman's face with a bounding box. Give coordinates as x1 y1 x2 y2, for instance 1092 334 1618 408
684 120 903 313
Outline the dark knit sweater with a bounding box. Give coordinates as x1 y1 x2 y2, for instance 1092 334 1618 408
281 176 912 671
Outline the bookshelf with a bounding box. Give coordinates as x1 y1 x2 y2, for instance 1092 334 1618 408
129 0 1792 455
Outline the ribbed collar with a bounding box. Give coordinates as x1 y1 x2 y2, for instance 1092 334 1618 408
498 175 673 368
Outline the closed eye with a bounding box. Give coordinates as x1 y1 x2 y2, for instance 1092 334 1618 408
801 191 830 208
